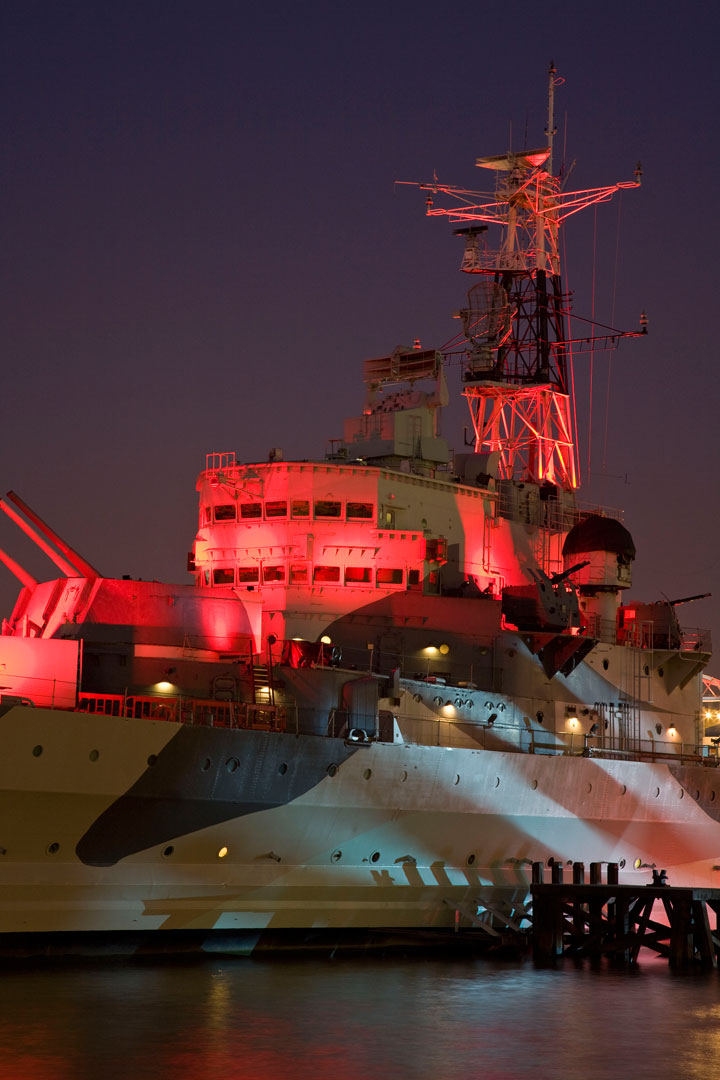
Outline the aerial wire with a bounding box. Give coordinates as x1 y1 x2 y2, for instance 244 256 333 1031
561 109 580 486
587 205 598 482
601 194 623 490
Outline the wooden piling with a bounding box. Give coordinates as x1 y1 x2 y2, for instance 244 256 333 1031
530 872 720 969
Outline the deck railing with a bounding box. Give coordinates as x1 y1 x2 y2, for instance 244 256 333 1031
2 687 713 766
77 692 286 731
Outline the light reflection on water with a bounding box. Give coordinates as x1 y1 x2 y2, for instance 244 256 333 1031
0 954 719 1079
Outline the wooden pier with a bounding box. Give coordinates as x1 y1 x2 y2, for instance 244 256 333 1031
531 862 720 968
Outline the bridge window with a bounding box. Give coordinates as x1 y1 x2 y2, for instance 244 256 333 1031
377 568 403 586
214 504 236 522
213 568 235 585
265 501 287 518
290 564 308 583
237 567 259 583
314 565 340 583
291 500 310 518
346 502 374 520
263 565 285 583
314 500 342 518
345 566 372 584
240 503 262 520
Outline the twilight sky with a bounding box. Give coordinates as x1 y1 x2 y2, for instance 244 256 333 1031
1 1 718 660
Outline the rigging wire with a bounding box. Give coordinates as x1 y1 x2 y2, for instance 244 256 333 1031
601 194 623 479
561 109 580 487
563 224 579 487
587 205 598 482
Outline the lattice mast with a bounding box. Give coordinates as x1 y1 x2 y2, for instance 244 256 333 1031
414 64 640 491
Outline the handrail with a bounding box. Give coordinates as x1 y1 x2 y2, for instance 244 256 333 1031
24 691 716 765
77 692 286 731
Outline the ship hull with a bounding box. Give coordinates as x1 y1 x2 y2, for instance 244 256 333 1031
2 704 720 948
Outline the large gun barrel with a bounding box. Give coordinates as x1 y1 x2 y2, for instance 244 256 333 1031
551 560 589 585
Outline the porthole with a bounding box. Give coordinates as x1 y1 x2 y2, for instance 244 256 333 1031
400 770 408 782
711 791 716 803
89 749 100 762
32 745 43 758
327 764 338 777
658 667 664 677
0 848 6 856
619 859 626 869
531 779 538 790
602 659 609 671
466 853 476 866
494 777 500 788
454 774 460 786
363 768 372 780
586 783 592 794
201 757 211 772
46 842 60 855
147 753 157 767
621 785 627 795
331 849 342 863
643 665 650 676
162 845 174 857
226 757 239 773
370 851 380 863
278 763 288 775
679 789 684 799
654 787 660 798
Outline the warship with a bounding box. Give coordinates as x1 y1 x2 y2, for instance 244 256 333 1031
0 68 715 954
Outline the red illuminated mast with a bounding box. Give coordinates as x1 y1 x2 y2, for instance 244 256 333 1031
410 64 641 491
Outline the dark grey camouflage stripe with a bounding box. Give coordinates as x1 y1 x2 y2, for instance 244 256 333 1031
76 726 358 866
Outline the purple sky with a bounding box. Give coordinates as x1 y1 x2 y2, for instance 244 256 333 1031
1 2 718 660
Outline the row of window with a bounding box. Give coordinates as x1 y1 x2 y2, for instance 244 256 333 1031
204 500 375 524
206 565 421 588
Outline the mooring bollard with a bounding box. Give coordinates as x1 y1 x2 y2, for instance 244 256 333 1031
573 861 585 884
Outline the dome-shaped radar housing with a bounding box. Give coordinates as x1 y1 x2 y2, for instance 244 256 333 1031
563 514 635 591
563 514 636 561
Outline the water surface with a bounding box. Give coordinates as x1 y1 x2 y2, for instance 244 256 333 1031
0 954 717 1079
